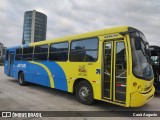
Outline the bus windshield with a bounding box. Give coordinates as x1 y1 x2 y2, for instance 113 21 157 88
130 32 153 80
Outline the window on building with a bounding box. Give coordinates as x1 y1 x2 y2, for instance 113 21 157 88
24 33 29 37
34 44 48 61
24 31 31 34
24 40 31 44
70 38 98 62
49 42 68 61
24 38 30 41
22 47 33 61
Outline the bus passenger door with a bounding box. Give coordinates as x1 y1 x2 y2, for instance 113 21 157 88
103 42 113 100
8 51 15 76
103 40 127 104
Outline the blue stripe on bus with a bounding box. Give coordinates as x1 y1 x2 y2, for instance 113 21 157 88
44 62 68 91
14 61 68 91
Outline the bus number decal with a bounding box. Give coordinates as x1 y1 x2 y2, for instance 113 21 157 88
104 34 118 39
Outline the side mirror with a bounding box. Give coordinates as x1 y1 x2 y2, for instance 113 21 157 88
134 37 142 50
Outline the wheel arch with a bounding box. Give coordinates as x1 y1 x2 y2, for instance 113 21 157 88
73 78 93 94
18 70 24 77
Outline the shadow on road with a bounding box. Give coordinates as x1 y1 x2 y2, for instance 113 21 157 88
7 78 155 112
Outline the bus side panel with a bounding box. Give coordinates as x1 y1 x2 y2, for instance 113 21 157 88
11 60 68 91
25 61 68 91
56 61 102 100
14 61 51 87
13 63 19 80
13 61 48 86
29 62 50 87
23 61 34 83
13 61 30 81
44 62 68 91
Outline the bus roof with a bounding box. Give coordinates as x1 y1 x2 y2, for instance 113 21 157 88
150 45 160 51
8 26 133 49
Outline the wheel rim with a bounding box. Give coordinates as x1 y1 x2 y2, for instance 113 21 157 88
79 86 90 100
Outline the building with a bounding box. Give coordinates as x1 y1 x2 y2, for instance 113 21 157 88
0 43 6 63
0 43 4 60
2 47 7 60
22 10 47 44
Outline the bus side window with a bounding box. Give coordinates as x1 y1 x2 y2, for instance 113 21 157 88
34 45 48 61
15 48 22 61
49 42 69 61
22 47 33 61
70 38 98 62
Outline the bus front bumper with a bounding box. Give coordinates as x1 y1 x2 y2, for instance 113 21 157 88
130 86 155 107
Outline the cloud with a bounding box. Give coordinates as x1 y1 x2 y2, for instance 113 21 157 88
0 0 160 47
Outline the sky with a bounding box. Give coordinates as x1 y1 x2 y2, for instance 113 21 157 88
0 0 160 47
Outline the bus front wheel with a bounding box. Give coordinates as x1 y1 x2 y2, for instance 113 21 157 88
18 72 27 86
75 81 94 105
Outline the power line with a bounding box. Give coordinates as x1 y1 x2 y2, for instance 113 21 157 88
51 0 90 36
52 0 71 32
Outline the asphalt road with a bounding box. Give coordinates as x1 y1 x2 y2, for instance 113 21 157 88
0 66 159 120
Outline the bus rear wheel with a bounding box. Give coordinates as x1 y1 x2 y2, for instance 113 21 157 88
75 81 94 105
18 72 27 86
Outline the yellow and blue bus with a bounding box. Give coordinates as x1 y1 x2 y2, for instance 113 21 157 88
4 26 155 107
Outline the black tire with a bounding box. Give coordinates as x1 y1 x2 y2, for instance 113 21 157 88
75 80 94 105
18 72 27 86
